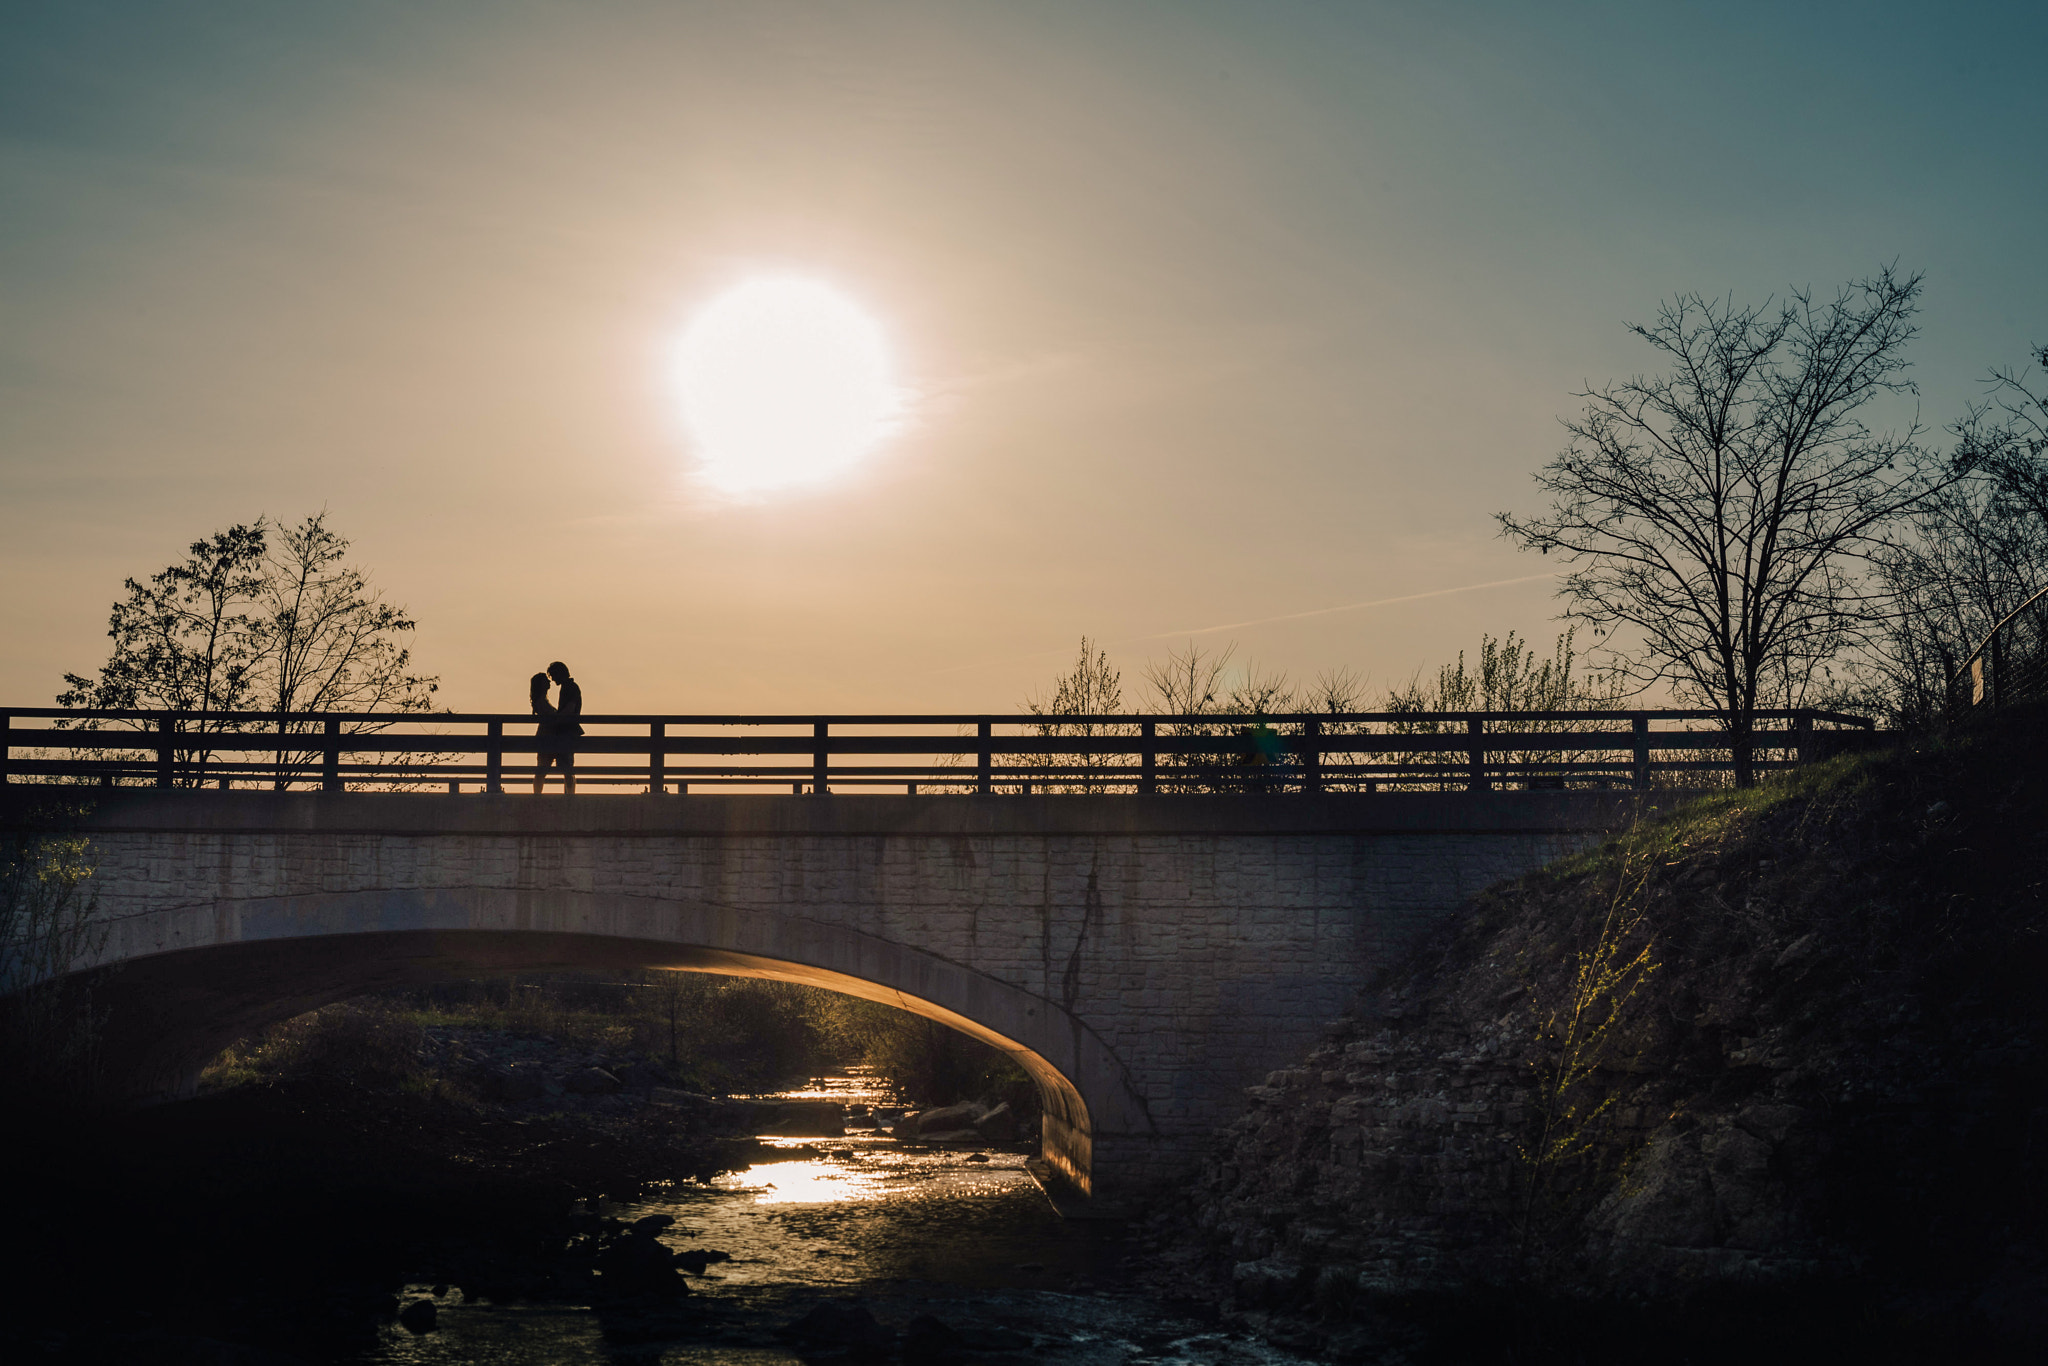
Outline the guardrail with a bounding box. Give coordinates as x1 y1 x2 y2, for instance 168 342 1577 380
1948 584 2048 715
0 707 1875 795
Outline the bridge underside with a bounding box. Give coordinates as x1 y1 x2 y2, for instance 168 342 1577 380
84 897 1152 1199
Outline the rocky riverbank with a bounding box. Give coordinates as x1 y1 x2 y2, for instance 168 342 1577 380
1141 705 2048 1361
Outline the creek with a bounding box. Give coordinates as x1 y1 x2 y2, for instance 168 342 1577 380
357 1072 1312 1365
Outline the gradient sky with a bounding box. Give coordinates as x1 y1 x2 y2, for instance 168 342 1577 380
5 1 2044 716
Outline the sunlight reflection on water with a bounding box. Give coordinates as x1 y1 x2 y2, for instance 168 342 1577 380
360 1072 1319 1366
716 1157 892 1205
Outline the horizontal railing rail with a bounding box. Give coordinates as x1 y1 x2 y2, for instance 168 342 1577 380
0 706 1876 795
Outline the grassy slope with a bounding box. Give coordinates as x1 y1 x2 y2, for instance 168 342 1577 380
1149 703 2048 1359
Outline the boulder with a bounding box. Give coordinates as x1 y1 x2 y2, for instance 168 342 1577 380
971 1102 1016 1144
902 1314 964 1363
611 1061 662 1089
397 1300 438 1334
781 1300 893 1357
918 1129 981 1144
482 1065 543 1103
596 1233 688 1296
565 1067 622 1096
759 1100 845 1137
673 1248 733 1275
900 1101 980 1138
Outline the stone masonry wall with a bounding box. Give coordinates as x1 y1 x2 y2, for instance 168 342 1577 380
57 793 1619 1192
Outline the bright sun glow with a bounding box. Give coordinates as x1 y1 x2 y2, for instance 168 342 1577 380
674 277 901 493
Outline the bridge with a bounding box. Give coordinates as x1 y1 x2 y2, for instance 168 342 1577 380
3 706 1869 1203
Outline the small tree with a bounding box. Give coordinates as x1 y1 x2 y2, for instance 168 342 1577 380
59 513 439 786
249 514 439 783
57 525 269 774
1025 637 1128 792
1385 629 1628 788
1499 267 1956 783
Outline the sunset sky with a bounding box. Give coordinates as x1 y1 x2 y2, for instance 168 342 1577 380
5 1 2044 716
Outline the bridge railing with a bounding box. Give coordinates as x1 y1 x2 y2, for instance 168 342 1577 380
1947 584 2048 717
0 707 1875 794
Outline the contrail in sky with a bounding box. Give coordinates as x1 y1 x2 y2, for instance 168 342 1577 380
929 570 1565 675
1143 570 1566 640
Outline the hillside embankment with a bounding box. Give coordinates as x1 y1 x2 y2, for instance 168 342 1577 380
1143 705 2048 1361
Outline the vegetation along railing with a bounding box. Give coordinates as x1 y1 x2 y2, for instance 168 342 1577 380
1948 584 2048 715
0 707 1874 795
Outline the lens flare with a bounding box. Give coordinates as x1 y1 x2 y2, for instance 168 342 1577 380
674 278 901 493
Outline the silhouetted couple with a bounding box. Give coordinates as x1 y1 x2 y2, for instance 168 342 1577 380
531 661 582 795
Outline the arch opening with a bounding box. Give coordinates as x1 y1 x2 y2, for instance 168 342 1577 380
83 899 1145 1196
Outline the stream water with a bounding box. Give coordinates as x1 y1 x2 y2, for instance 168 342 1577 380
357 1072 1314 1365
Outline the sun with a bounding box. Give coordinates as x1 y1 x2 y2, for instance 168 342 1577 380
673 277 902 494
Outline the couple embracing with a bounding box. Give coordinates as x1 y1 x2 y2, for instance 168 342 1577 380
530 661 582 794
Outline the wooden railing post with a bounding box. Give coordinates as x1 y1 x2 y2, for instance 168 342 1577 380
1991 630 2006 708
156 713 176 788
1631 714 1650 790
977 721 992 795
1466 717 1488 792
812 721 829 795
1793 710 1813 766
321 718 341 793
1139 719 1156 795
0 711 10 785
1301 719 1322 795
486 721 503 794
650 721 666 795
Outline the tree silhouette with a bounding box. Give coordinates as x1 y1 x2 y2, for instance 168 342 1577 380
1499 266 1956 784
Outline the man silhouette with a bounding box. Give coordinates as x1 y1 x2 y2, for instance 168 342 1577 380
532 660 583 795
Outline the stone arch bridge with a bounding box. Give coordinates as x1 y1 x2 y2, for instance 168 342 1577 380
33 790 1647 1202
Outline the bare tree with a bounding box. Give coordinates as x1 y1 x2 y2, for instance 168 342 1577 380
1139 641 1308 792
1142 639 1234 717
1961 343 2048 529
1498 266 1956 784
251 514 438 783
1140 641 1236 792
1873 475 2048 724
1868 342 2048 723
